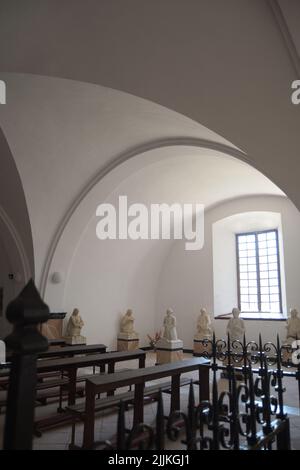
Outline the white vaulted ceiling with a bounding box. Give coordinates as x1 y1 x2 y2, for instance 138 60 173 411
0 73 285 291
0 0 299 212
0 73 238 285
0 0 299 298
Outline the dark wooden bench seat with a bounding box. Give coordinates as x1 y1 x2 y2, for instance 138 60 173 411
0 371 62 390
35 379 87 409
37 371 63 382
36 378 69 391
67 377 191 449
0 379 9 391
68 377 191 417
32 369 138 436
0 377 72 413
0 398 6 413
36 349 145 407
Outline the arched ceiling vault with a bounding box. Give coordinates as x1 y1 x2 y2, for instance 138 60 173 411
0 73 292 297
0 0 299 210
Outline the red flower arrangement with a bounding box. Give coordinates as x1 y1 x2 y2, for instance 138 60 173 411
147 331 162 350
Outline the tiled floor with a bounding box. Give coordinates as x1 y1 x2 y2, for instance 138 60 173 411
1 352 300 450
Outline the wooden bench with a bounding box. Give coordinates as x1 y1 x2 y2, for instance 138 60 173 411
6 344 107 363
48 339 66 347
36 343 107 360
0 377 70 414
0 397 6 413
82 358 210 449
67 377 191 449
33 367 137 434
36 349 146 406
31 351 146 435
35 381 85 410
37 371 63 382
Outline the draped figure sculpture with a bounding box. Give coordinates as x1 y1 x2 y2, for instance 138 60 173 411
64 308 86 345
120 309 138 338
156 308 183 364
117 308 139 351
195 308 213 340
286 308 300 344
226 308 245 342
162 308 178 341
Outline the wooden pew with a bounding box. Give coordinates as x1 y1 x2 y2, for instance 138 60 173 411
36 349 146 406
2 343 106 384
1 349 145 410
0 377 70 414
48 339 66 347
31 350 146 435
7 343 107 361
38 343 107 359
82 357 210 449
67 377 191 449
1 344 107 401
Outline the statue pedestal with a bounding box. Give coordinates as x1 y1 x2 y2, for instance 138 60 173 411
193 337 212 356
64 335 86 345
117 333 139 351
156 338 183 364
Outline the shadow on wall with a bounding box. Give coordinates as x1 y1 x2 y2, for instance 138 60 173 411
0 127 35 337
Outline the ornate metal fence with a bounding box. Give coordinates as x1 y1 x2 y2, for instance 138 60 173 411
99 334 292 450
197 333 300 409
1 282 295 452
2 280 50 450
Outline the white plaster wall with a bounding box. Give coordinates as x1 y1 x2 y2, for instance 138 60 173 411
0 73 236 289
53 150 282 350
157 196 300 349
213 224 237 316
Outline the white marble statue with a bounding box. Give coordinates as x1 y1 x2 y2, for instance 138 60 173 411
64 308 86 344
226 308 245 342
120 309 138 338
286 308 300 344
162 308 178 341
195 308 213 340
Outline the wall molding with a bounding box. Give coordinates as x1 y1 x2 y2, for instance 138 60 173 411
0 205 31 283
267 0 300 77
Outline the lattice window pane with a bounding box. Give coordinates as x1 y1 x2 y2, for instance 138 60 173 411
237 229 282 314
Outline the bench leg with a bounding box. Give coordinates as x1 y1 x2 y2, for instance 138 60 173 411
82 384 96 449
199 365 210 402
69 419 76 449
170 374 181 413
133 383 144 426
57 385 64 413
107 363 115 396
68 368 77 406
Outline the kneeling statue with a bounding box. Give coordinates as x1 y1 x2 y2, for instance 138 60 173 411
64 308 86 345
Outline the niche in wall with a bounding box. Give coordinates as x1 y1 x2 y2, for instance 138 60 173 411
212 211 287 318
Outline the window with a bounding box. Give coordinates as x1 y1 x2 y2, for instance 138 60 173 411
236 229 282 314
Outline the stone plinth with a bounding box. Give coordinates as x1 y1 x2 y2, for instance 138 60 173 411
117 333 139 351
156 338 183 364
193 337 212 356
64 335 86 345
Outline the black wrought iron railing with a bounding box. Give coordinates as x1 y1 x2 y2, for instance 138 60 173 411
2 280 50 450
0 281 294 450
99 337 291 451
